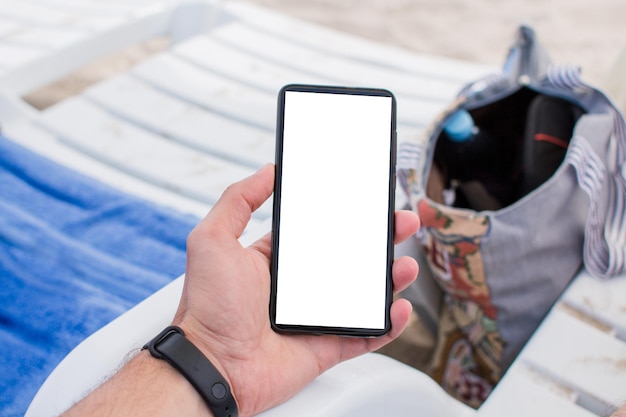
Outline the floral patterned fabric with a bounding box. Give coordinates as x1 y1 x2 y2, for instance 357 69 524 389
416 198 503 408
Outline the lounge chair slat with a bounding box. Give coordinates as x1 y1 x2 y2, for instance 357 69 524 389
84 74 274 168
135 49 436 130
133 53 277 130
561 271 626 341
478 362 597 417
208 23 461 102
2 118 212 218
37 96 270 218
173 30 443 126
516 307 626 412
221 1 493 82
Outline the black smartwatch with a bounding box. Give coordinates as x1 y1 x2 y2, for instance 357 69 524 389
143 326 238 417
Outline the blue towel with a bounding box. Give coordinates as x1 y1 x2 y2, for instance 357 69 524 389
0 136 199 416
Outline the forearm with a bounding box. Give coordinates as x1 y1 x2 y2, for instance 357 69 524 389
61 350 212 417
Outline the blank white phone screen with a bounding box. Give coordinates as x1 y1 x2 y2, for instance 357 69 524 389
274 90 394 330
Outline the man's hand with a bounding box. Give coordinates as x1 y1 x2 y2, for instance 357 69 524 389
174 164 420 417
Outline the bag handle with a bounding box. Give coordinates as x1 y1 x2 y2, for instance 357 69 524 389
549 65 626 278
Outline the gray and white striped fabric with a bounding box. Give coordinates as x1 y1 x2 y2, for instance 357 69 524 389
550 65 626 278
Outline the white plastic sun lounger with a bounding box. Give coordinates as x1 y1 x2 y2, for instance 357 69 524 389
0 1 624 416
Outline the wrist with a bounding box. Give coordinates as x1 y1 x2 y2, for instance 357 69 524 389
136 350 214 417
143 326 238 417
61 350 212 417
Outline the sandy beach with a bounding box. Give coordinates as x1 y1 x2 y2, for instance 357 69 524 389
244 0 626 90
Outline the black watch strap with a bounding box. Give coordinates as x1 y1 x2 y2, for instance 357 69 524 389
143 326 238 417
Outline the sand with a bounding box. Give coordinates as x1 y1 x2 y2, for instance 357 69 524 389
243 0 626 91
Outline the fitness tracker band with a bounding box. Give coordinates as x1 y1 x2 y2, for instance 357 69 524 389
143 326 238 417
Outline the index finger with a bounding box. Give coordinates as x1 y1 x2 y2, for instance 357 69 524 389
394 210 420 244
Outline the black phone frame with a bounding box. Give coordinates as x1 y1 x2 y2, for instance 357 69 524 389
270 84 397 337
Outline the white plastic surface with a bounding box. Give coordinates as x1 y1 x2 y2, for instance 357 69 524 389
258 354 475 417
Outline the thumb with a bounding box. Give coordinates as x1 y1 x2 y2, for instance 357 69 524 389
204 164 275 241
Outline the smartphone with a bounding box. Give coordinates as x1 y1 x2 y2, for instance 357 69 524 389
270 84 397 337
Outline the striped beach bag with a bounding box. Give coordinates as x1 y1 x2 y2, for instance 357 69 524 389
398 26 626 407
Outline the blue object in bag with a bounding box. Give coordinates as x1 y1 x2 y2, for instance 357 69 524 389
443 109 475 142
